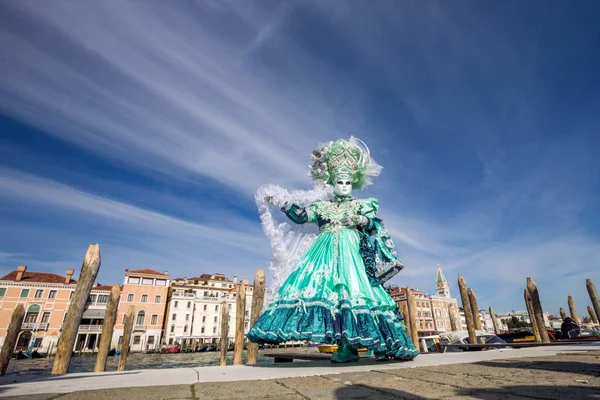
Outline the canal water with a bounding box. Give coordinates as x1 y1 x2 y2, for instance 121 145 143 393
4 347 318 377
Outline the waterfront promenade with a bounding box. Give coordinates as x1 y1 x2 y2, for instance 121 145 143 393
0 344 598 399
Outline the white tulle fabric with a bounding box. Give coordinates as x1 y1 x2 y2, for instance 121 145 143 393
255 181 334 303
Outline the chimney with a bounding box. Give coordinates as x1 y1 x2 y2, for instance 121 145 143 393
15 265 27 282
233 276 237 284
65 269 75 285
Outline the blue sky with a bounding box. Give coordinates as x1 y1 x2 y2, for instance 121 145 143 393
1 0 599 315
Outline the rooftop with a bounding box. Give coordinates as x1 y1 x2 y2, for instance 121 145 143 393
125 268 169 277
0 270 78 285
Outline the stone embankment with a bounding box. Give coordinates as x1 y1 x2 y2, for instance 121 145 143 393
0 346 598 399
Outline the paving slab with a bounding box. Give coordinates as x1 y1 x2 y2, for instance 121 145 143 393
277 376 396 400
0 344 598 398
58 384 193 400
194 379 299 399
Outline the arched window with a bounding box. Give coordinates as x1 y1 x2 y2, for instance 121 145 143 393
136 310 145 325
17 331 32 348
24 304 40 323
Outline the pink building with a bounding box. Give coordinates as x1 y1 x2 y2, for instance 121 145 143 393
111 269 170 352
0 266 170 354
0 266 77 353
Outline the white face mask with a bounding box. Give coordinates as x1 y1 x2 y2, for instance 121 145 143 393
334 179 352 197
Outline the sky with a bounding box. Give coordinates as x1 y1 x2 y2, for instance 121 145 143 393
1 0 599 315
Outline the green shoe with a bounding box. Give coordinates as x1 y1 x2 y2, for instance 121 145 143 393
374 351 390 362
330 343 359 363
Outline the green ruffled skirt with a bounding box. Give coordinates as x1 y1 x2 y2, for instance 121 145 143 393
248 227 419 360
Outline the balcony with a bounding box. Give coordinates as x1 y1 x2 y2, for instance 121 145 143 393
133 324 147 331
201 296 221 302
173 292 195 298
21 322 49 330
78 324 103 332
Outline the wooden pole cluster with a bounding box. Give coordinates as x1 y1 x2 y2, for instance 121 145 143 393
94 284 121 372
458 275 477 344
448 305 457 332
568 295 579 324
526 277 550 343
219 301 229 366
489 307 500 335
586 279 600 325
246 269 265 365
233 283 247 365
587 306 599 324
405 287 419 349
117 305 135 372
524 289 541 343
52 244 101 375
0 305 25 376
559 307 567 321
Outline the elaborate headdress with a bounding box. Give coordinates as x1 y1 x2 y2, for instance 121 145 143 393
309 136 382 189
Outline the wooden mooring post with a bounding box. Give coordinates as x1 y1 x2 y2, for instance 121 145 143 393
94 283 121 372
405 287 419 350
219 301 229 366
526 277 550 343
448 305 457 332
524 289 541 343
52 244 101 374
586 279 600 325
0 305 25 376
468 288 485 344
246 269 265 365
568 295 579 324
587 306 599 324
458 275 477 344
233 283 246 365
117 305 135 372
559 307 567 321
489 307 500 335
401 303 412 339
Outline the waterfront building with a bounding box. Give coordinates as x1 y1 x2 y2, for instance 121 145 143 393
389 265 462 335
74 284 118 352
496 310 550 328
164 273 253 347
111 269 170 352
0 266 77 353
458 308 509 333
0 266 170 354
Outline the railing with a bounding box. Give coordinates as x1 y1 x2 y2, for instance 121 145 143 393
78 324 103 332
85 301 107 308
133 324 147 331
21 322 49 330
201 296 221 301
173 292 195 298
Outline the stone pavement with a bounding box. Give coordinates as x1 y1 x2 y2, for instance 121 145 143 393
1 350 598 400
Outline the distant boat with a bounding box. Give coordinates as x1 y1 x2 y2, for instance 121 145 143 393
159 345 181 354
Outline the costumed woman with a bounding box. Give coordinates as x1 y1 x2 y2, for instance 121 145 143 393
248 137 419 362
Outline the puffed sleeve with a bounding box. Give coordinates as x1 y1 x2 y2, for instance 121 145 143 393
360 198 379 218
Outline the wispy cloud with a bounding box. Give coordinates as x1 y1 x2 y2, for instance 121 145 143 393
0 1 599 314
0 168 269 283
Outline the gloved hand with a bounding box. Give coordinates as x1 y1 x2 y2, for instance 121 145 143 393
341 215 369 227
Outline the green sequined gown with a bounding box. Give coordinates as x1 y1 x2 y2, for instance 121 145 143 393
248 197 419 360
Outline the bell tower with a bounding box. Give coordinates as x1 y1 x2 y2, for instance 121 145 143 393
436 264 450 297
